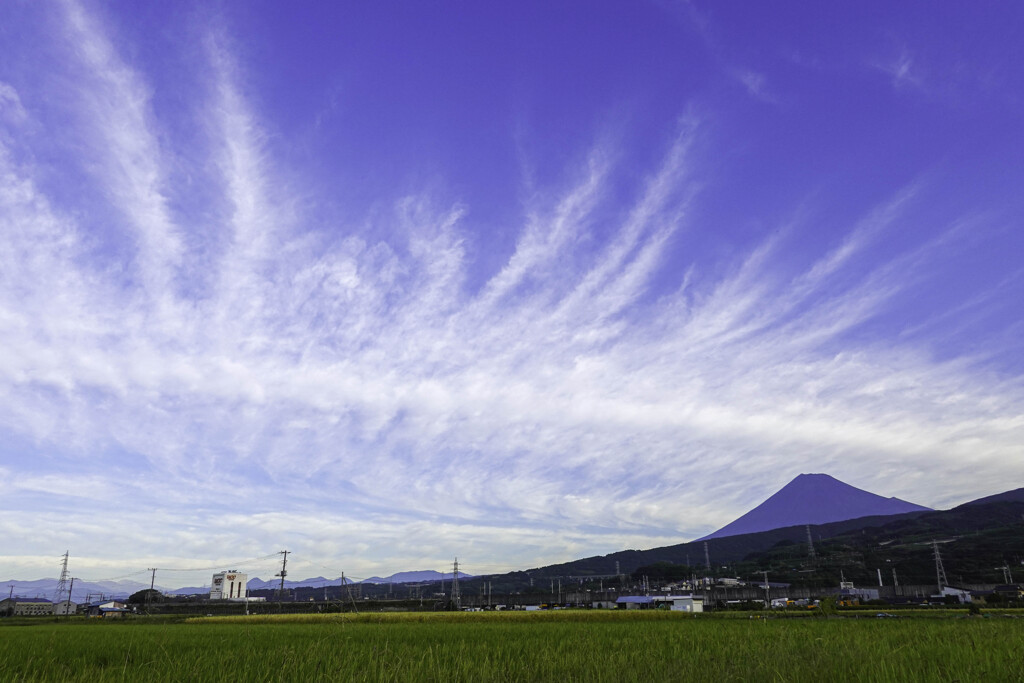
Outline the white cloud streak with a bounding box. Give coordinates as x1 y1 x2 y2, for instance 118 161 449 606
62 0 183 301
1 1 1022 581
872 48 924 91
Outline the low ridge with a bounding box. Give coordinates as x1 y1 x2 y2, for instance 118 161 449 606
698 473 931 540
959 487 1024 507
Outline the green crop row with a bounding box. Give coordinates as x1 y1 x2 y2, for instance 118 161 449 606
2 611 1023 681
184 608 693 625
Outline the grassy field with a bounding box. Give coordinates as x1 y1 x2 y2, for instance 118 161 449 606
1 610 1023 682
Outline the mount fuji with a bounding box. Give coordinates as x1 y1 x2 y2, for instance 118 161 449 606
698 473 931 540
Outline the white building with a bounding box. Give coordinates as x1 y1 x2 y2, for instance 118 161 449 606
53 599 78 616
938 586 973 603
0 598 55 616
210 571 248 600
667 595 704 613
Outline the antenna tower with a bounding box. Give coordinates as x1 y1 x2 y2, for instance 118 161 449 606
932 541 947 590
805 525 816 561
451 558 461 610
53 551 70 603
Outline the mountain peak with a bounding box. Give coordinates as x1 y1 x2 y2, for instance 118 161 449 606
698 473 930 540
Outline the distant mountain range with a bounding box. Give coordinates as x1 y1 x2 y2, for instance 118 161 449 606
0 578 153 602
485 475 1018 583
698 473 932 540
5 569 476 602
359 570 471 584
7 475 1019 598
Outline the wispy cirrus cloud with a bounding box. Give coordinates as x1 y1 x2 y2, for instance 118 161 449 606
0 82 28 126
871 48 924 91
1 1 1021 581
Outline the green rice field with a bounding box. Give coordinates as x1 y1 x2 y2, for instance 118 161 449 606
2 610 1023 682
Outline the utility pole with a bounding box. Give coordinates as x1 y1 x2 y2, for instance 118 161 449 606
147 568 158 612
276 550 289 611
342 573 359 613
66 577 74 616
892 568 899 595
877 568 883 587
762 571 770 609
451 558 461 610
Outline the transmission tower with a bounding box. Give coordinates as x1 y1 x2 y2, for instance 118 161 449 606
932 541 947 590
805 525 816 561
53 551 70 603
704 542 711 571
451 558 461 610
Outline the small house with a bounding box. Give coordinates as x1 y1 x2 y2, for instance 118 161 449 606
616 595 655 610
86 600 128 618
664 595 704 613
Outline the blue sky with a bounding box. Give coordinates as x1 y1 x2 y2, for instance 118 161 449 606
1 1 1022 585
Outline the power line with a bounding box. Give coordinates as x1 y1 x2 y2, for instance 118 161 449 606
85 569 151 583
80 553 282 585
156 553 282 573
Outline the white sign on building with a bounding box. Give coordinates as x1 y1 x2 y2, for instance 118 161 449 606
210 571 248 600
